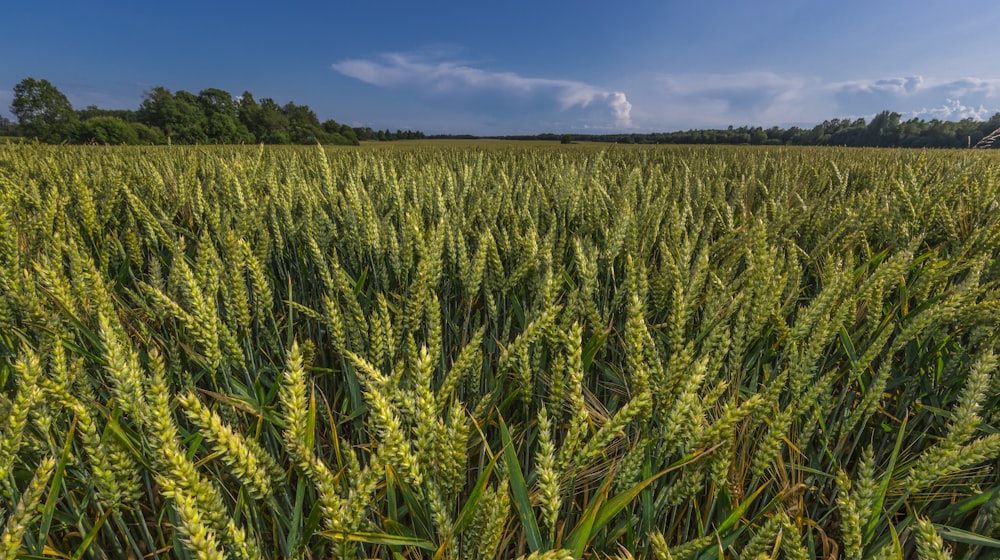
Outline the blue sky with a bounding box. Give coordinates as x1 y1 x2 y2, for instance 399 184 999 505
3 0 1000 135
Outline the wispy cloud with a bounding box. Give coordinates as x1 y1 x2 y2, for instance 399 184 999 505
832 76 1000 99
332 52 632 128
639 72 818 128
834 76 926 96
634 73 1000 131
943 78 1000 99
658 72 804 97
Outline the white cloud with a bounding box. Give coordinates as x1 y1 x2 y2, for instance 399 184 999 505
608 92 632 128
910 99 992 121
829 75 1000 122
332 52 633 128
631 73 1000 131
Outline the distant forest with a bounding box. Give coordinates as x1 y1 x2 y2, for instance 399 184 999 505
5 77 1000 148
490 110 1000 148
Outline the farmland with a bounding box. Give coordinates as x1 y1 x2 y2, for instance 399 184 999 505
1 143 999 558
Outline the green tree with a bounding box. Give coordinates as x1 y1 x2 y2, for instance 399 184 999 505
282 101 325 144
257 98 291 143
353 126 376 141
198 88 253 144
237 91 262 138
0 115 15 136
136 87 178 133
322 119 359 145
10 77 79 142
78 105 137 123
197 87 238 116
865 110 901 147
238 93 292 144
129 122 166 145
337 123 360 145
137 87 209 144
170 90 209 143
77 116 139 144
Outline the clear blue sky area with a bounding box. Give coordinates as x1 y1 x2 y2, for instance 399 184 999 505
3 0 999 135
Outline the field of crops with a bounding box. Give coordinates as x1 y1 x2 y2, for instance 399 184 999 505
1 142 999 559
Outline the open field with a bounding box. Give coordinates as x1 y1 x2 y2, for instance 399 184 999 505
1 143 1000 558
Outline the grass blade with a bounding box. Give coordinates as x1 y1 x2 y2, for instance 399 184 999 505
932 524 1000 549
499 414 543 553
320 529 436 551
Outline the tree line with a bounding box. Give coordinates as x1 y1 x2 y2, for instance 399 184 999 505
501 111 1000 148
1 77 425 145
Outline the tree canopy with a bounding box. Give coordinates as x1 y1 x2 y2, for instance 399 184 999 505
5 77 371 145
10 77 79 143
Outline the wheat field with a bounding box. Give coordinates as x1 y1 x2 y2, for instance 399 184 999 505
1 143 999 558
